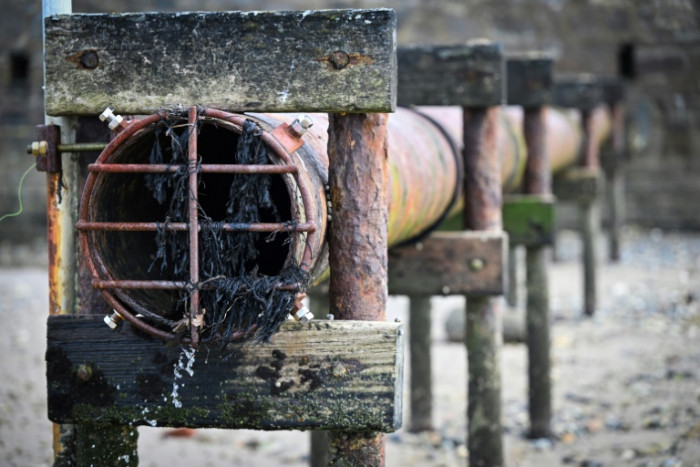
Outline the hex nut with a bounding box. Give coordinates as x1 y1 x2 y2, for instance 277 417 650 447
293 306 314 324
104 311 123 330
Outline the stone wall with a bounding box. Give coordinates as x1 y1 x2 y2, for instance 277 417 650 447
1 0 698 256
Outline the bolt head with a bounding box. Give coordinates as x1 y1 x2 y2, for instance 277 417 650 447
99 107 115 122
290 115 314 137
469 257 485 271
104 314 118 330
79 50 99 69
297 114 314 129
329 51 350 70
107 115 124 131
293 306 314 324
104 311 123 330
76 364 92 381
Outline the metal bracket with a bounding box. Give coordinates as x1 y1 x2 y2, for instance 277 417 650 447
503 194 556 247
30 124 61 173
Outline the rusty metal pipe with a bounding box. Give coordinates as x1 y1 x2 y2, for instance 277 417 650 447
80 105 609 341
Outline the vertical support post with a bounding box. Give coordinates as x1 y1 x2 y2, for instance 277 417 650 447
522 107 552 438
327 113 389 466
42 1 75 464
408 296 432 432
580 109 599 317
308 292 330 467
607 101 626 262
462 106 504 467
43 2 139 464
506 245 519 307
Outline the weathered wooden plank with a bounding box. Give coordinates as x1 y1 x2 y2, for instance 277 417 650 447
552 167 602 202
503 194 555 246
47 316 404 432
387 231 506 296
506 54 553 107
397 42 503 107
44 10 397 115
552 75 603 110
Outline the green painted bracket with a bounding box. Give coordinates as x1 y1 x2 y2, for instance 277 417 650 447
502 194 555 246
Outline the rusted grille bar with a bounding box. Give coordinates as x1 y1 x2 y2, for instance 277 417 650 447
93 279 302 292
76 220 315 232
88 163 298 174
94 280 189 290
186 107 201 345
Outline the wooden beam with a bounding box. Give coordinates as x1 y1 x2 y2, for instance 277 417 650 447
552 75 603 110
387 231 506 296
44 9 397 115
47 316 404 432
397 42 503 107
552 167 602 202
506 54 553 108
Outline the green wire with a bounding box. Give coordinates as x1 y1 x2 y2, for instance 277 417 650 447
0 162 37 223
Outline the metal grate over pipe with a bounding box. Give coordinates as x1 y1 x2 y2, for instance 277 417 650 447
78 106 318 344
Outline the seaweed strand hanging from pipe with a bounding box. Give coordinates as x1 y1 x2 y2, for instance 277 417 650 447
143 110 307 346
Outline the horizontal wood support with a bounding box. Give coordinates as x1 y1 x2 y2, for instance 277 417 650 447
387 231 506 296
553 167 602 202
397 42 503 107
47 316 404 432
553 75 603 110
503 194 555 246
506 54 553 107
45 9 397 115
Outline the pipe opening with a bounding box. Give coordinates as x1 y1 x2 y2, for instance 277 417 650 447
86 113 305 342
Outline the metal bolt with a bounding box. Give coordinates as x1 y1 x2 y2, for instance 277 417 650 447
76 364 93 381
80 50 99 69
104 311 123 330
290 114 314 137
27 141 48 157
329 51 350 70
99 106 124 131
293 306 314 324
469 257 485 272
332 363 347 378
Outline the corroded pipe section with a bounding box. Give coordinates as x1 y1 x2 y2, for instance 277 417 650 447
80 105 610 341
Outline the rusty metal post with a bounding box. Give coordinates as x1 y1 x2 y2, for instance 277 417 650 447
408 295 432 432
523 107 553 438
580 109 599 316
43 1 139 462
327 112 389 466
462 106 504 467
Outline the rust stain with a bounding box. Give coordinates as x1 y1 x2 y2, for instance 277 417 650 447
47 173 62 315
66 49 99 69
317 51 375 70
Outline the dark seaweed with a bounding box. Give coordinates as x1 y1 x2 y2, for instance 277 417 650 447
142 110 307 346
